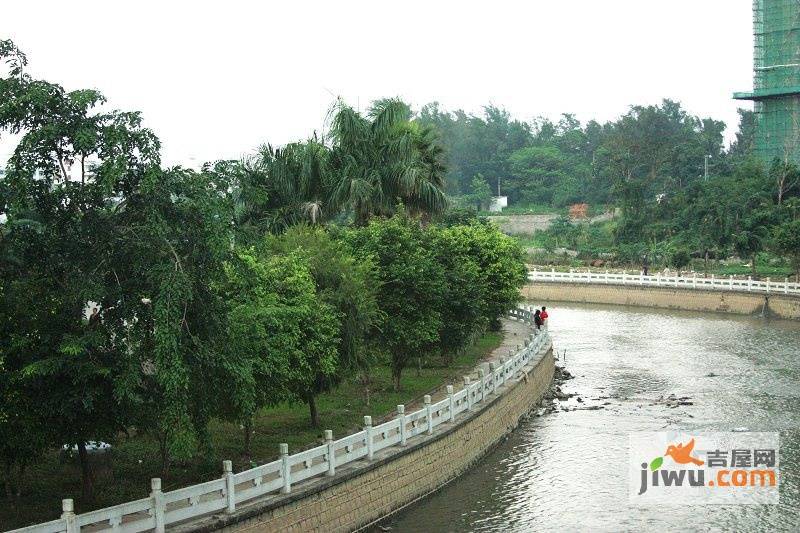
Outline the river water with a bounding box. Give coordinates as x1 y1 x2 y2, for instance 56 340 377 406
381 303 800 532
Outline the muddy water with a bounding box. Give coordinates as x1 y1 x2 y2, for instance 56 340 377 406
380 303 800 532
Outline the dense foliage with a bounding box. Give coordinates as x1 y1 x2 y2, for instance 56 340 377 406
419 100 798 277
0 39 525 510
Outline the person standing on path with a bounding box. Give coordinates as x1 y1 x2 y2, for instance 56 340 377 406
534 309 543 330
540 306 549 329
642 254 649 276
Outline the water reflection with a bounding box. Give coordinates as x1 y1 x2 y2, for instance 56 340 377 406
381 303 800 532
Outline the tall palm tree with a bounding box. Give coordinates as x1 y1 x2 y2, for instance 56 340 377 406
227 98 448 233
229 136 333 237
328 98 446 225
262 137 332 225
406 122 447 220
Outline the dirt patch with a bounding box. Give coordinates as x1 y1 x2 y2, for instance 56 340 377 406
487 211 617 235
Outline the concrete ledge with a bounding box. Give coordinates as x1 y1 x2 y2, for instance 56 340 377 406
174 343 554 533
522 282 800 320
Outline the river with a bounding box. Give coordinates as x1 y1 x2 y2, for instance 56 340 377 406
379 303 800 532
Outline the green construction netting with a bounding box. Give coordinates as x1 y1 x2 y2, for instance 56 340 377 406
752 0 800 163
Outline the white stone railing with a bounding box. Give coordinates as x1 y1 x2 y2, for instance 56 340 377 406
528 268 800 296
11 309 549 533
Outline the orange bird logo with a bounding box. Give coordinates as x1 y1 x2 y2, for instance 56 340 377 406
665 438 704 466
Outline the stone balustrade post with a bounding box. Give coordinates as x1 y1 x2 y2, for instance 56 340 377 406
748 276 752 291
223 460 235 514
422 397 432 435
280 443 291 494
364 416 374 459
62 499 77 533
766 277 771 293
447 385 455 422
488 363 497 394
150 478 165 532
478 368 486 402
463 376 472 410
325 430 335 476
397 405 407 446
785 277 789 294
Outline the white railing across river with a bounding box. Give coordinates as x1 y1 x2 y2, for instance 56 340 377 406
528 268 800 296
10 309 549 533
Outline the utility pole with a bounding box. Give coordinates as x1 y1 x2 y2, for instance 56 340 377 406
497 176 501 196
704 154 711 181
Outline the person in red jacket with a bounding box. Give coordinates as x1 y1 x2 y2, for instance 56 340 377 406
540 306 549 325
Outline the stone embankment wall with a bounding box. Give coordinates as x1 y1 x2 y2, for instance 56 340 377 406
182 341 554 533
522 282 800 320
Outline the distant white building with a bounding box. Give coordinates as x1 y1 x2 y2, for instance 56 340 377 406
488 196 508 213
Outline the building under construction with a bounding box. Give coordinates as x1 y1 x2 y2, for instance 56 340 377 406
734 0 800 164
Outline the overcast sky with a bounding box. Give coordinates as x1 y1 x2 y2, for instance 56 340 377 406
1 0 754 167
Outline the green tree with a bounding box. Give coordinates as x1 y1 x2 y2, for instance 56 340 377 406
507 145 569 205
329 99 447 225
733 210 772 278
728 109 757 162
448 223 527 330
669 248 691 276
264 226 383 417
429 225 487 362
345 214 445 390
0 38 162 498
769 160 799 206
417 103 531 195
112 166 234 473
773 219 800 282
0 342 47 499
464 174 492 211
220 251 305 452
242 137 333 235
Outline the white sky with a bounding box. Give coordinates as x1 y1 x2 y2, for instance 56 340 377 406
1 0 754 167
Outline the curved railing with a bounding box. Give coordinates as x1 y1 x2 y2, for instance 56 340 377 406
10 309 549 533
528 268 800 296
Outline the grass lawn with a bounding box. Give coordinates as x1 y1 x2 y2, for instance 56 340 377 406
711 263 794 279
512 234 548 248
0 332 503 530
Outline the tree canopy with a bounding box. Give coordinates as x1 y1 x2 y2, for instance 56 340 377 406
0 40 526 517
